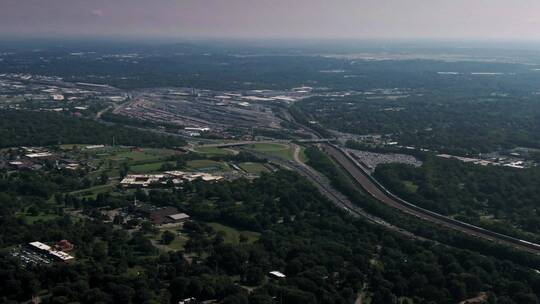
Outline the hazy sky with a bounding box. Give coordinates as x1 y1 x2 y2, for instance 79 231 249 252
1 0 539 41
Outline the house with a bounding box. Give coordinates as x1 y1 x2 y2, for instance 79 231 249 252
136 205 184 225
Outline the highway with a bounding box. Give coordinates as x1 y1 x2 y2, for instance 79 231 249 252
244 146 427 241
103 107 540 255
197 138 335 149
321 143 540 255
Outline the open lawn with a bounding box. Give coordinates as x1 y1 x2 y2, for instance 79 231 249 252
149 227 188 251
194 146 235 156
112 149 176 163
18 212 60 225
245 143 294 160
187 159 231 172
298 146 309 163
69 183 117 199
238 162 269 174
207 222 260 245
130 161 175 173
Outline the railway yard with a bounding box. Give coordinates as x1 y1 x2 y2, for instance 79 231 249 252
112 88 292 135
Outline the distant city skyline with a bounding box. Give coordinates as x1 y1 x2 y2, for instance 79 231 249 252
1 0 540 41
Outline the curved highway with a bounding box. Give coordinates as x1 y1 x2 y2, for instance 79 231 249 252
244 147 426 241
322 143 540 255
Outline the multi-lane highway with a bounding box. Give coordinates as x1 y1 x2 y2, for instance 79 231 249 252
244 146 426 241
173 114 540 255
321 143 540 255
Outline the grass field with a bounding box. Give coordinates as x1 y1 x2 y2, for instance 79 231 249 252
298 146 309 163
245 143 294 160
207 222 260 244
129 161 175 173
150 227 188 251
194 146 235 156
187 159 230 172
69 183 117 198
113 149 175 163
18 212 60 225
238 162 269 174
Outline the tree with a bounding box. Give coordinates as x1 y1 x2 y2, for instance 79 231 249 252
27 206 39 217
161 231 176 245
100 171 109 185
244 267 264 286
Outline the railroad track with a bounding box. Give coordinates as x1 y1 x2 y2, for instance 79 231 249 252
322 143 540 255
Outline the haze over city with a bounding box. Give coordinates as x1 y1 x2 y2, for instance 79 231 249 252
1 0 540 41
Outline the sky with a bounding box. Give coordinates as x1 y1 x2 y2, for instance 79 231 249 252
1 0 540 41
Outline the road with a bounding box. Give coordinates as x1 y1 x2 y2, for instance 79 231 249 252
170 133 540 253
246 145 428 241
197 138 334 149
322 143 540 255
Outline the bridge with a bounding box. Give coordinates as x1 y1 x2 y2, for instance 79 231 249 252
196 138 336 148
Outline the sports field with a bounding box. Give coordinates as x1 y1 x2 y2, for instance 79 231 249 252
245 143 294 160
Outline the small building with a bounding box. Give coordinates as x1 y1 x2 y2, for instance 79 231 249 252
85 145 105 150
8 160 34 170
136 205 185 225
167 213 190 223
269 271 286 279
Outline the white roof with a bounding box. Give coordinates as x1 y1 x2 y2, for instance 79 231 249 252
29 241 51 251
26 152 53 158
85 145 105 149
168 213 190 221
269 271 286 278
48 250 75 261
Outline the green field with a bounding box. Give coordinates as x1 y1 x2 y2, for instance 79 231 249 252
186 159 230 172
112 148 176 163
151 227 188 251
245 143 294 160
130 161 175 173
69 183 117 198
207 222 260 245
194 146 235 156
18 212 60 225
238 162 269 174
298 146 309 163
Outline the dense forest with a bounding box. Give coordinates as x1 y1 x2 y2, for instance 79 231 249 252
2 166 540 303
373 156 540 238
0 110 186 148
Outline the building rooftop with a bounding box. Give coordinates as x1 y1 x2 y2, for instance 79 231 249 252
167 213 190 221
269 271 286 278
29 241 51 251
